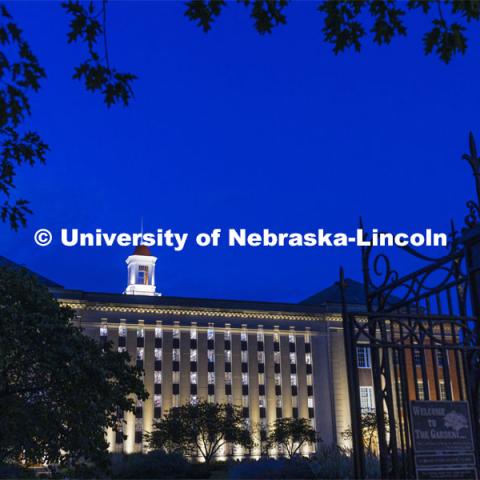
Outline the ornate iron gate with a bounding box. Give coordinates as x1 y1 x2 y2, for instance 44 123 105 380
341 134 480 479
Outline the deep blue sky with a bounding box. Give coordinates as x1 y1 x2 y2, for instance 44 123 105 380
2 2 479 302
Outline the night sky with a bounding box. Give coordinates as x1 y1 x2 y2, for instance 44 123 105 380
2 2 479 303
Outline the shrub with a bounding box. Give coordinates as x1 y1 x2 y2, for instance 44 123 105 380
0 463 34 479
111 451 190 479
309 445 352 479
228 458 315 479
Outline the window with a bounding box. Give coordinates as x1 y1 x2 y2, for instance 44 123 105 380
359 386 374 412
289 333 295 344
224 329 231 340
190 349 197 362
242 373 249 385
292 396 298 408
190 328 197 340
439 380 447 400
274 352 280 364
137 265 149 285
190 372 197 384
154 371 162 384
275 374 282 386
207 328 215 340
119 325 127 337
208 394 214 403
259 396 266 408
100 326 107 337
208 350 215 362
276 397 282 407
290 375 297 386
154 395 162 407
308 397 314 408
172 371 180 384
225 372 232 384
414 349 422 366
289 353 296 364
172 349 180 361
136 348 144 361
118 346 126 353
137 328 144 338
437 350 448 368
242 395 249 407
155 348 162 360
258 373 265 385
155 327 162 338
208 372 215 384
417 380 425 400
307 374 313 386
273 332 279 343
225 350 232 362
241 351 248 363
257 331 264 342
357 346 371 368
226 394 233 404
305 353 312 365
258 351 265 363
241 332 247 342
173 328 180 339
172 395 179 407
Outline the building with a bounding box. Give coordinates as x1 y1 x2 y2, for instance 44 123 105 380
2 248 462 458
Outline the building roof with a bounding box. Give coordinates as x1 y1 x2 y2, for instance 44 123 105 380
133 245 152 256
300 278 366 306
0 255 64 289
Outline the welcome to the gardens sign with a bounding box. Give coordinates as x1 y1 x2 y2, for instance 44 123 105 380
410 401 478 479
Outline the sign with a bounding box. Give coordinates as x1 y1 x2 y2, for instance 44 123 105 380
410 401 477 480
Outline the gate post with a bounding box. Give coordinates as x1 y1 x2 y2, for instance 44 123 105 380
340 268 366 479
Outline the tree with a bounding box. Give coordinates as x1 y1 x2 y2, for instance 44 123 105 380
267 417 317 458
0 1 476 230
146 401 253 463
0 265 147 467
342 409 388 453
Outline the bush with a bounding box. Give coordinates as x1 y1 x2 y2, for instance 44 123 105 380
111 451 190 479
309 445 352 479
228 458 315 479
0 463 34 479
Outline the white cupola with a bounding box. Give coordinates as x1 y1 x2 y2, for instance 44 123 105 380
124 245 160 296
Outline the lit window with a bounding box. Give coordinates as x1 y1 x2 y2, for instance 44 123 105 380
172 395 179 407
137 348 144 360
417 380 425 400
275 374 282 386
155 348 162 360
137 328 144 338
258 373 265 385
173 328 180 339
305 353 312 365
172 371 180 383
118 346 126 353
190 372 197 384
172 349 180 361
226 395 233 404
225 350 232 362
289 333 295 344
208 372 215 384
119 325 127 337
241 351 248 363
224 329 231 340
257 331 264 342
439 380 447 400
154 371 162 384
225 372 232 384
307 374 313 386
308 397 314 408
357 346 371 368
154 395 162 407
190 395 198 404
190 329 197 340
289 353 296 364
190 349 197 362
100 326 107 337
242 395 249 407
136 398 143 408
290 375 297 386
258 351 265 363
359 386 375 412
276 397 282 407
241 332 247 342
155 327 162 338
274 352 280 364
292 396 298 408
242 373 249 385
259 396 266 408
207 394 214 403
273 332 279 343
207 328 215 340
